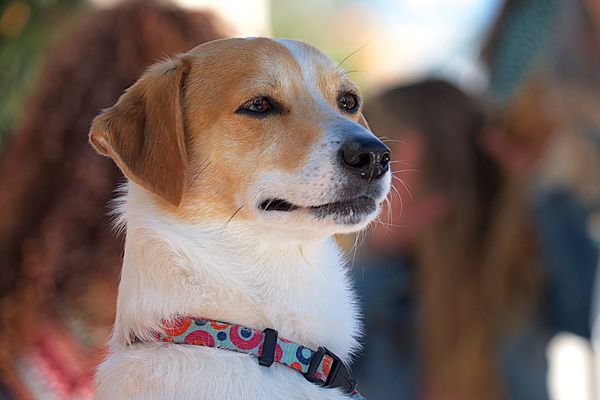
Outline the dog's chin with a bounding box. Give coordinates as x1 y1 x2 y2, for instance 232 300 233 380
256 196 381 235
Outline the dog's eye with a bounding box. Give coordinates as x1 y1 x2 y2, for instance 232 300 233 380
338 92 360 113
236 96 277 117
246 97 272 113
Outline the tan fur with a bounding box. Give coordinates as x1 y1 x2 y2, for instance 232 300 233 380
90 58 191 206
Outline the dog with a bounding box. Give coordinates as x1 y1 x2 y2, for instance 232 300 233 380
89 37 391 400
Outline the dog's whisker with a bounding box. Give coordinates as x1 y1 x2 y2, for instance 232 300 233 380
190 160 212 186
391 175 409 185
372 219 405 228
336 40 372 70
389 183 404 218
380 138 406 144
344 69 368 75
219 204 245 234
373 221 406 229
388 180 403 201
384 197 393 232
265 198 276 211
350 231 361 268
390 174 413 198
395 178 414 200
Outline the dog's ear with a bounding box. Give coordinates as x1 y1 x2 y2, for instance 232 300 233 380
89 57 190 206
358 113 370 130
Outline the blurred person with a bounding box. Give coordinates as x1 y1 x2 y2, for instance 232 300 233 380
353 77 594 400
547 2 600 355
482 0 599 348
0 2 224 398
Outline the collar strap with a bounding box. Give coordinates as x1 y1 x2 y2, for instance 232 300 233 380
142 317 361 397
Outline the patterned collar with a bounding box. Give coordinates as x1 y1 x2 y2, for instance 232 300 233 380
135 317 364 399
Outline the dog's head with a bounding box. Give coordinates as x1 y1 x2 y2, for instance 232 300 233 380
90 38 390 238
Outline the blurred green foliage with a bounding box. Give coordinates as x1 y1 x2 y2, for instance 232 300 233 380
0 0 83 144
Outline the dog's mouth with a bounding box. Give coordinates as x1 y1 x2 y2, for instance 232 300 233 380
259 199 302 212
258 196 378 224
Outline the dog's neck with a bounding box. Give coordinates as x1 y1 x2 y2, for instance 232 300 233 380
110 185 360 363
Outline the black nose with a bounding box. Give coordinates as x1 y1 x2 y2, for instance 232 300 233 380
339 137 391 180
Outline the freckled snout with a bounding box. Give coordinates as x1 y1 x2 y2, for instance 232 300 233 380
339 137 391 180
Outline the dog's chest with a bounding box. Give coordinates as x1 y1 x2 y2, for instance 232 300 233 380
119 229 359 360
199 246 358 358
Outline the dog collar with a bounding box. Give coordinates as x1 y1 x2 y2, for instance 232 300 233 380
136 317 364 399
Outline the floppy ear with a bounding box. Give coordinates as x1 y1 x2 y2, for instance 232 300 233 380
89 57 190 206
358 113 371 130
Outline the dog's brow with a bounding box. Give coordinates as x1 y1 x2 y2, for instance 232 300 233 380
241 74 281 92
339 80 358 94
265 79 280 90
337 68 349 80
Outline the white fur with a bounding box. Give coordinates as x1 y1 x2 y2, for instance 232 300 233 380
96 185 363 400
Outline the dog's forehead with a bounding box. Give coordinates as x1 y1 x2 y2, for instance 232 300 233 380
186 38 341 91
273 38 337 72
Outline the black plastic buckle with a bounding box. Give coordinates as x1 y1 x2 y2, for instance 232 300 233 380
304 346 357 394
258 328 278 367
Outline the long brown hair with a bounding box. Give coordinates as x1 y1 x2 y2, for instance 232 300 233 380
366 79 541 399
0 2 224 394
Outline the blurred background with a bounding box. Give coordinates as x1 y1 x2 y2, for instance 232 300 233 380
0 0 598 399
